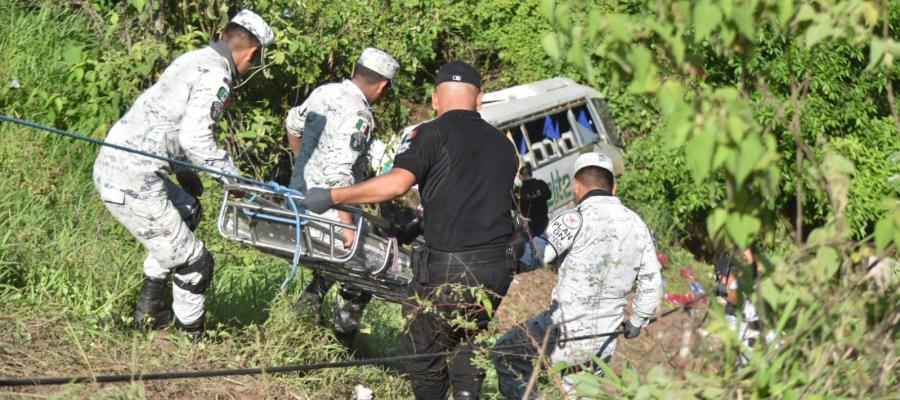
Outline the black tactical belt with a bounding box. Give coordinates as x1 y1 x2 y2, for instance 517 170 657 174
426 245 510 265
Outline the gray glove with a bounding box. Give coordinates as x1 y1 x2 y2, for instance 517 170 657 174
623 320 641 339
303 187 334 214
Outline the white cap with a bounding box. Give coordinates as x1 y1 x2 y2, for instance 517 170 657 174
573 152 616 181
231 10 275 64
357 48 399 82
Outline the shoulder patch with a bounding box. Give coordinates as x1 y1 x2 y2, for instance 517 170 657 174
350 131 368 152
210 100 224 121
216 86 229 101
545 210 583 256
397 128 418 155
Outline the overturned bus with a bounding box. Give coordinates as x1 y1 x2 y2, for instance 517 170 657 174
479 77 624 211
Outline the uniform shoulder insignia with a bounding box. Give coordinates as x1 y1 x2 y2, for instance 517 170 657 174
397 128 418 155
545 209 583 255
216 86 229 101
350 131 368 152
354 118 371 137
210 100 224 122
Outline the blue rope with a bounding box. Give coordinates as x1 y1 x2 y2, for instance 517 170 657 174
0 114 308 291
262 182 308 291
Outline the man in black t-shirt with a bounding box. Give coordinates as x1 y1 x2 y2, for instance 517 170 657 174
516 164 552 270
517 164 551 236
302 61 518 400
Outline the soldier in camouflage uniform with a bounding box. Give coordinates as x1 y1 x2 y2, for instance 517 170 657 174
93 10 274 337
493 152 663 399
285 48 399 346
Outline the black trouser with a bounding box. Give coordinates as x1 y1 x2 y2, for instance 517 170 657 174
403 246 515 400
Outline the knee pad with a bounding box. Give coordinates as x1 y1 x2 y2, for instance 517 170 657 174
174 250 214 294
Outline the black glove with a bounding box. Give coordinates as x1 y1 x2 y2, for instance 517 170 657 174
303 187 334 214
176 171 205 198
623 320 641 339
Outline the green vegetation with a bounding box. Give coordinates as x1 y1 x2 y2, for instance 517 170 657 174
1 0 897 398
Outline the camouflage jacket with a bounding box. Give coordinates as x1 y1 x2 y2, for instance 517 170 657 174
94 41 240 192
544 192 662 360
286 80 374 192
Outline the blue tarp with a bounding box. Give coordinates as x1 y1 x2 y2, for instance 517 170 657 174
542 115 560 140
577 110 595 133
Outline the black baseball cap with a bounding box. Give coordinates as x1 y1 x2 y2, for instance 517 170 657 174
435 61 481 89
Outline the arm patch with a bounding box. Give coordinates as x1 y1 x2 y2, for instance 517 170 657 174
545 209 583 256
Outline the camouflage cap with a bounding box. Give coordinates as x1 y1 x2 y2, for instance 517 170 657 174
573 152 616 181
357 48 399 82
231 9 275 64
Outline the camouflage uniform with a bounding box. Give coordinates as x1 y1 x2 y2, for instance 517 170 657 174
287 79 375 224
545 195 662 364
93 10 274 329
287 48 399 337
494 153 662 399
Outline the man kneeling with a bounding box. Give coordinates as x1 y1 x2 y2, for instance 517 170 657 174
492 153 662 399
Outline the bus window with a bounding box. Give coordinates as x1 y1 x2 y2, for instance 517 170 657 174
590 98 623 148
507 127 529 158
524 111 572 143
572 104 597 133
531 145 546 164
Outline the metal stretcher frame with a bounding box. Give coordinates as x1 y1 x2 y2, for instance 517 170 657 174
217 183 413 300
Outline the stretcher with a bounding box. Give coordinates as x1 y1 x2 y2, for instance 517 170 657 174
217 182 414 300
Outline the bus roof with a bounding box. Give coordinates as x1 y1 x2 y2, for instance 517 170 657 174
479 77 604 127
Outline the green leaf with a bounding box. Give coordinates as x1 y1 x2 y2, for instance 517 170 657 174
760 278 779 307
62 45 83 65
732 6 754 39
685 128 716 182
693 0 722 42
657 81 684 115
777 0 794 28
706 208 728 238
129 0 147 13
813 246 840 280
542 34 561 60
867 38 888 70
793 3 816 23
541 0 556 24
730 134 763 185
566 40 585 69
626 46 659 93
719 0 734 18
605 14 631 42
875 217 893 253
725 213 760 248
804 21 832 48
776 292 799 333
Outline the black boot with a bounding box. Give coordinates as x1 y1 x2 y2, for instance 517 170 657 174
175 315 205 342
133 275 173 330
334 329 357 349
453 390 479 400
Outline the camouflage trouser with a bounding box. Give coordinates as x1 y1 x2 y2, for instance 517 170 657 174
299 274 372 334
94 171 207 325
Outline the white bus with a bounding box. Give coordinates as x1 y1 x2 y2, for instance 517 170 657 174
373 77 624 212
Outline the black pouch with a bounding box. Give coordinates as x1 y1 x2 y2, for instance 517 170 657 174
411 242 429 285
